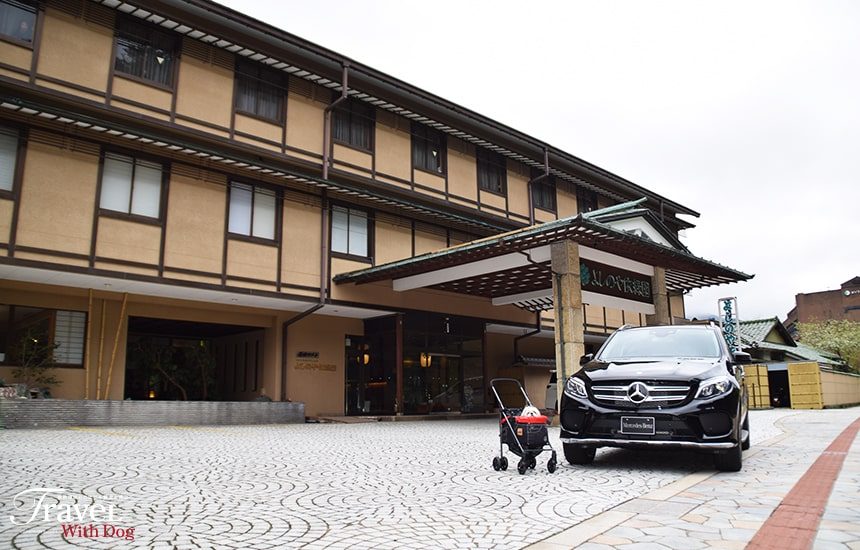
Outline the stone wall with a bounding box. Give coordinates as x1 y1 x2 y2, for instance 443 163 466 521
0 399 304 429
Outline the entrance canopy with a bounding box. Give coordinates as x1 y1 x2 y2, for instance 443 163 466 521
335 201 752 314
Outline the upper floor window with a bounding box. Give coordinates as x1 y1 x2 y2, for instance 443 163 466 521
477 148 506 195
99 152 163 219
331 205 369 258
0 0 35 44
235 59 284 122
532 175 557 212
0 126 19 193
228 182 277 241
577 187 598 213
332 98 374 151
114 18 178 88
412 122 445 175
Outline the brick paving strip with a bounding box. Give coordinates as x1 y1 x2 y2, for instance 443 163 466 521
525 409 860 550
746 417 860 550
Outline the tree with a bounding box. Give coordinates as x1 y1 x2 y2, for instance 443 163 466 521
11 326 61 392
797 320 860 372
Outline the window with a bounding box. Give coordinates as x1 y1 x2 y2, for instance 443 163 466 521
113 17 178 87
99 152 164 219
332 99 374 151
228 182 277 240
412 122 445 174
331 205 369 258
532 175 556 212
577 187 598 213
477 148 506 195
0 0 35 44
0 126 19 192
0 305 86 367
235 59 284 122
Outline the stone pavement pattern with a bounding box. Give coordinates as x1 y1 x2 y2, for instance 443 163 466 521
0 408 843 549
527 408 860 550
815 426 860 550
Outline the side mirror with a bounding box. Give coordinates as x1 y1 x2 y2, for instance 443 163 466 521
579 353 594 366
732 351 752 364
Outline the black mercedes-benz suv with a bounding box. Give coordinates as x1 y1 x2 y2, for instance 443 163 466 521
560 323 751 472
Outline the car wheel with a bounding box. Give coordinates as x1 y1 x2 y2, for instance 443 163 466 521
741 414 751 451
714 442 743 472
563 443 596 465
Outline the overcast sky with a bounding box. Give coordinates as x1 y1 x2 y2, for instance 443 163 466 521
220 0 859 321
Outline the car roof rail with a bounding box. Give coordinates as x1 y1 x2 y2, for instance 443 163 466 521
617 324 635 331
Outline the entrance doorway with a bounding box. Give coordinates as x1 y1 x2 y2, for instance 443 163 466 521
124 317 264 401
402 313 483 414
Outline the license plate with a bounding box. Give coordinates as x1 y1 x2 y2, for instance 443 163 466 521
621 416 655 435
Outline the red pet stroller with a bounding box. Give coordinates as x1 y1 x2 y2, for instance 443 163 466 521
490 378 558 474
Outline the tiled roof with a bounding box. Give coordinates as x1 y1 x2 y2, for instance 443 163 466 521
740 317 846 367
739 318 780 346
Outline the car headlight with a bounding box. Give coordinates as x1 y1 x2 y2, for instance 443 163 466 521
564 376 587 399
695 376 734 399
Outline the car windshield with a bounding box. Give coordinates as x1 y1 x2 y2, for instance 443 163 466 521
599 328 721 360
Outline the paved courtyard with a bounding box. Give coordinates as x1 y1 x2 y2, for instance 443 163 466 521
0 408 856 549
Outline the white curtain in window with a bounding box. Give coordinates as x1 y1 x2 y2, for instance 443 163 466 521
130 160 162 218
228 183 253 235
348 211 368 256
0 129 17 192
100 154 133 212
252 188 276 240
54 310 86 365
331 206 349 254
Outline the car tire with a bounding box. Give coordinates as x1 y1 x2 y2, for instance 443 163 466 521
714 442 743 472
741 414 751 451
563 443 596 465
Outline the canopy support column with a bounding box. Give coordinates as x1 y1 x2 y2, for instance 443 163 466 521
646 267 671 325
551 240 585 411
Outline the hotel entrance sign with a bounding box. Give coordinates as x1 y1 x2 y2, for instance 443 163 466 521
579 259 653 305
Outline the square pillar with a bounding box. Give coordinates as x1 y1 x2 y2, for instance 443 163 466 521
646 267 671 325
551 240 585 409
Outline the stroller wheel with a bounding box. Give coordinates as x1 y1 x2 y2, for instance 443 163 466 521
547 458 557 473
492 457 501 471
500 456 509 471
529 457 536 469
517 460 528 475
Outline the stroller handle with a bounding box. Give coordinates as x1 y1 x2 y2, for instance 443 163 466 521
490 377 533 409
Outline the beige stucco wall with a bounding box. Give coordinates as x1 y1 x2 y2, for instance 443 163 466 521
286 313 362 416
163 170 226 274
447 144 477 202
281 198 321 289
16 141 97 255
112 76 172 112
226 239 277 283
557 186 577 218
414 226 446 256
821 370 860 407
37 8 112 93
333 144 372 171
175 54 233 129
285 93 324 156
0 198 12 244
374 117 411 181
0 40 32 72
235 113 282 144
375 217 412 264
487 332 555 409
95 217 161 266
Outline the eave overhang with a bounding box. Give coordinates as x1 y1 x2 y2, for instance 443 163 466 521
334 215 752 311
0 80 512 234
91 0 700 222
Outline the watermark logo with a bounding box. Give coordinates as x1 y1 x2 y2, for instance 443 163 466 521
8 488 135 542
